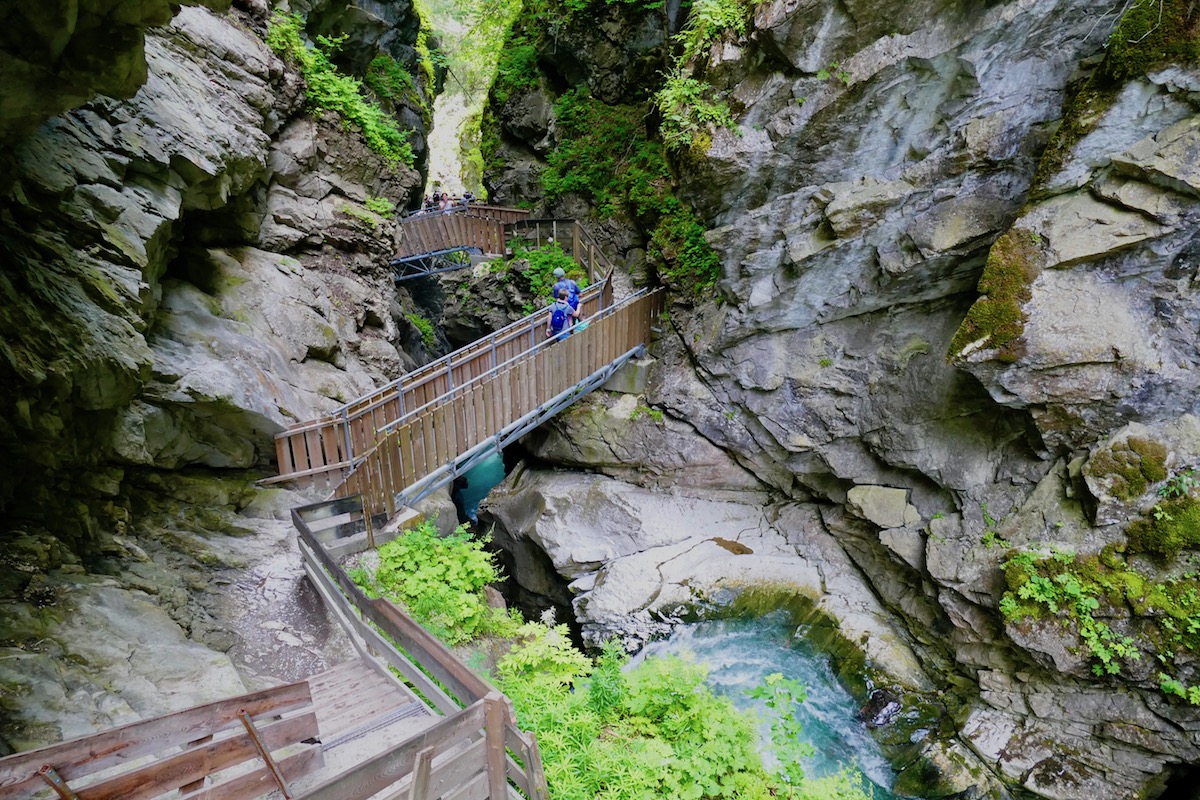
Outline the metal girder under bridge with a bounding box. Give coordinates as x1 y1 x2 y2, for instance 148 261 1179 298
391 247 479 282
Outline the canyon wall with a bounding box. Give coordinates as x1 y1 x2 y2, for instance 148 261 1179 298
483 0 1200 797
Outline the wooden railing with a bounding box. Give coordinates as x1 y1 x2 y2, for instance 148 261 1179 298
0 680 322 800
505 219 614 285
292 503 549 800
337 290 662 520
271 278 616 491
396 205 530 261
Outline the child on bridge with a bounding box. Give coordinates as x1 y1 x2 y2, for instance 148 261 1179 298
545 287 578 342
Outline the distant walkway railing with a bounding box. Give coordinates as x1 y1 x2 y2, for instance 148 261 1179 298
394 205 529 262
270 280 615 491
505 219 613 283
336 289 663 522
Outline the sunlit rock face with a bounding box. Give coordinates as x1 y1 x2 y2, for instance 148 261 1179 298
482 0 1200 795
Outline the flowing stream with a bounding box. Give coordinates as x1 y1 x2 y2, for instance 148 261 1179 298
635 612 907 799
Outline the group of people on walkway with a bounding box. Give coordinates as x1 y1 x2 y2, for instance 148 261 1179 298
545 267 584 342
416 190 475 214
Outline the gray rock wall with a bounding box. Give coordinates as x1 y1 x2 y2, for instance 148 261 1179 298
0 0 428 749
480 0 1200 796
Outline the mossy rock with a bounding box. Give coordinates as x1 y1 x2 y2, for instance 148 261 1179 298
1126 495 1200 561
1086 436 1168 501
1032 0 1200 190
1101 0 1200 84
948 228 1044 362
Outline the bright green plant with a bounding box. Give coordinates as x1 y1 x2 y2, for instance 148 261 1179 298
497 621 592 685
994 547 1200 687
372 521 515 644
267 12 415 167
340 203 383 229
510 242 588 310
538 88 721 295
816 63 851 85
406 312 438 351
747 673 816 785
656 75 735 152
365 196 396 217
675 0 753 61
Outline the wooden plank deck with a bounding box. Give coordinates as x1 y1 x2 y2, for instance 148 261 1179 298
285 659 439 798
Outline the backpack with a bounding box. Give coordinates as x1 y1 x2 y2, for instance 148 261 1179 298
553 279 581 310
549 301 570 333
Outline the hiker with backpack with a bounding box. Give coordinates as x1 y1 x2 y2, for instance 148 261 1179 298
545 287 578 342
551 267 581 325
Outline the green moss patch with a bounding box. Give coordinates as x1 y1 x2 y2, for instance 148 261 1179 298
1033 0 1200 189
1001 547 1199 679
948 229 1043 362
1087 436 1168 500
1126 496 1200 561
1101 0 1200 83
542 88 720 295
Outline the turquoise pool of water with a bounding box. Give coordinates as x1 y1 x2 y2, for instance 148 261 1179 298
636 612 905 799
458 451 507 521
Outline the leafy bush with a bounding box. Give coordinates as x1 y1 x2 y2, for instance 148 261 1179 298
656 75 735 153
267 12 415 167
406 312 437 351
373 521 514 644
542 88 721 295
675 0 754 63
496 621 592 685
492 31 541 106
509 242 587 309
365 196 396 217
497 643 872 800
748 673 815 785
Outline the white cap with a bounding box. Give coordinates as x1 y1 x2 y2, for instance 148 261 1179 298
553 267 566 277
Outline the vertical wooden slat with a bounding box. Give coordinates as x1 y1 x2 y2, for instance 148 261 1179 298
276 435 297 476
484 695 508 800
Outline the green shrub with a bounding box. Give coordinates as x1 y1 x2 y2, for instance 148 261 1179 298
510 242 588 309
406 312 437 351
675 0 754 63
373 521 515 644
542 88 721 295
656 75 735 153
492 31 540 106
365 196 396 217
267 12 415 167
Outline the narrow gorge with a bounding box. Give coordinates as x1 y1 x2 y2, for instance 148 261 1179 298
3 0 1200 798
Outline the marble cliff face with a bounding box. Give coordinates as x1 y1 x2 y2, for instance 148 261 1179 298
5 0 1200 796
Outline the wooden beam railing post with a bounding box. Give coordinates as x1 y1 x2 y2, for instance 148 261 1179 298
484 694 508 800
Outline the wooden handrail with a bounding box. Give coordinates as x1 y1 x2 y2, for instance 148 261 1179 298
0 682 319 800
271 279 611 488
395 205 530 260
337 290 663 520
291 502 549 799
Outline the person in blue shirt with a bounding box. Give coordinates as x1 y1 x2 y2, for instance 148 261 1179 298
551 267 581 325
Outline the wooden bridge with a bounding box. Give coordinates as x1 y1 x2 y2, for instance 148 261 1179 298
0 213 663 800
392 205 614 284
0 507 550 800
